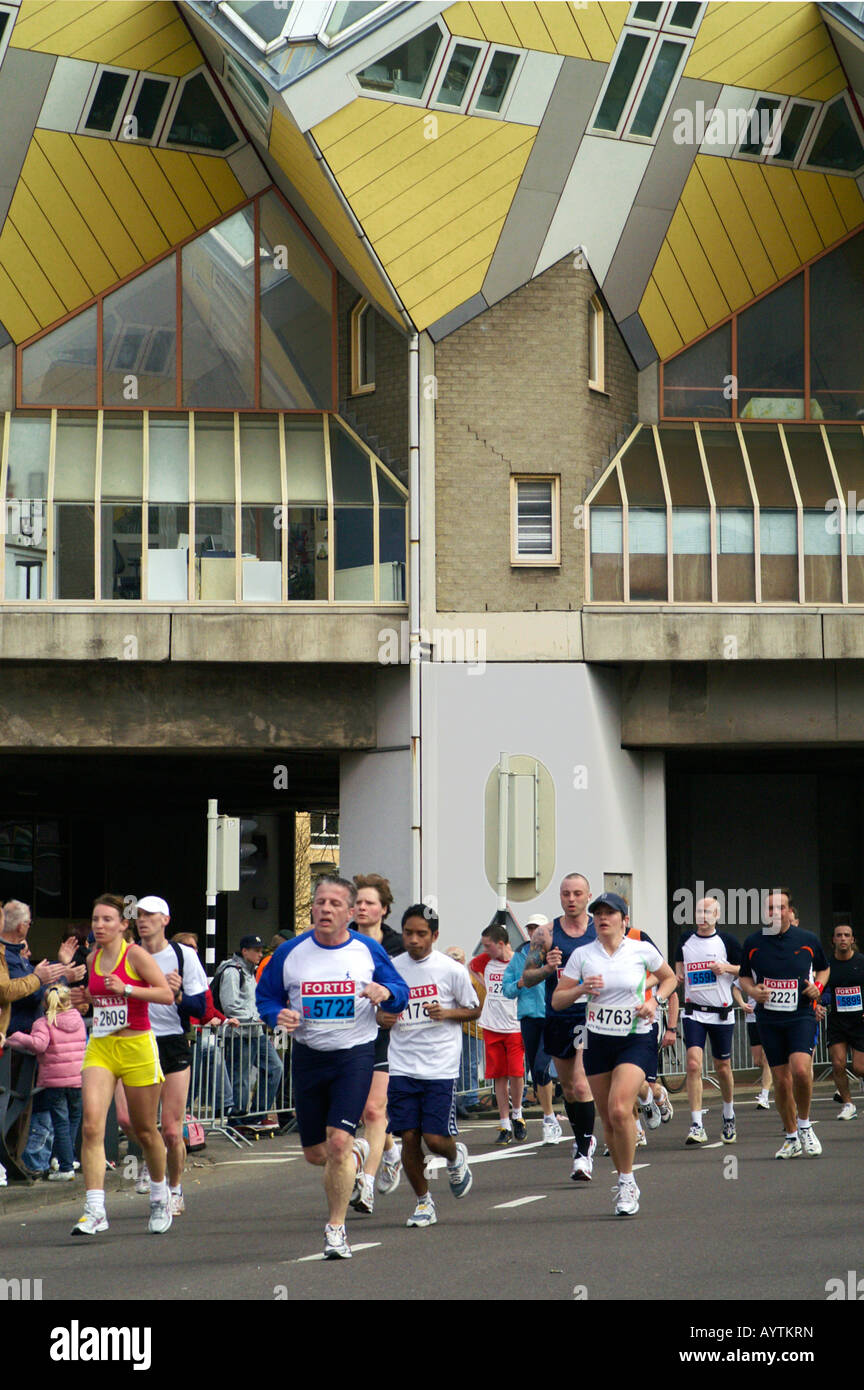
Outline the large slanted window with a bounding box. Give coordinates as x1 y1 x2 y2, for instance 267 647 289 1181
590 1 702 142
662 228 864 423
356 22 444 101
219 1 398 52
20 189 336 413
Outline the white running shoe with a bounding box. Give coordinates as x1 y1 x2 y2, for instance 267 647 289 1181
71 1207 108 1236
350 1174 375 1215
570 1135 597 1182
0 1164 6 1188
376 1145 402 1195
775 1135 802 1159
615 1178 640 1216
685 1123 708 1146
148 1197 173 1234
641 1096 662 1130
135 1162 150 1196
542 1115 563 1145
838 1102 857 1121
47 1169 75 1182
323 1223 352 1258
350 1137 370 1207
406 1196 437 1227
169 1189 185 1216
657 1086 673 1123
447 1142 473 1198
798 1126 822 1156
635 1119 648 1147
755 1091 771 1110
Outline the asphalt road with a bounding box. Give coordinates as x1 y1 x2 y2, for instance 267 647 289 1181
2 1088 861 1315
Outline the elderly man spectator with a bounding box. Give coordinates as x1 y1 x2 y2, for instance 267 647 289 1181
0 901 67 1036
215 935 283 1129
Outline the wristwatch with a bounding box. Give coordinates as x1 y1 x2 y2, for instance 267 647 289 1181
124 984 133 997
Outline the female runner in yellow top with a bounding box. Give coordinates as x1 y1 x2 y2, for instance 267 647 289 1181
71 894 174 1237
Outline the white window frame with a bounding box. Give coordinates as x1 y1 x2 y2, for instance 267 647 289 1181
218 1 295 55
223 53 271 138
351 17 449 109
510 475 561 567
318 1 401 47
466 43 525 120
0 3 17 70
588 295 605 393
350 300 375 396
115 71 178 147
77 65 136 141
590 5 698 143
157 67 243 157
764 97 820 166
733 91 785 162
428 34 486 114
800 91 864 178
219 1 400 55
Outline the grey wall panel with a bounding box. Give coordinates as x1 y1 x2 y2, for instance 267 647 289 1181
635 78 721 212
619 312 657 370
426 291 488 342
602 204 677 322
0 341 13 407
480 58 606 307
0 48 56 232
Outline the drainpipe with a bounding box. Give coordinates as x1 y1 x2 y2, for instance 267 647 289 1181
409 333 421 902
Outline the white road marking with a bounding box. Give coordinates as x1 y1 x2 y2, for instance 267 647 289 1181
426 1140 545 1170
215 1157 301 1165
493 1194 547 1209
294 1242 381 1263
704 1142 725 1149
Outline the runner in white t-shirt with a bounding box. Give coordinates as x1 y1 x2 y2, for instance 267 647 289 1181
378 906 480 1228
470 925 526 1146
675 896 742 1147
553 892 678 1217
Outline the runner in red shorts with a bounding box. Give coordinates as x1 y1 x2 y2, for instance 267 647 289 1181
470 926 525 1145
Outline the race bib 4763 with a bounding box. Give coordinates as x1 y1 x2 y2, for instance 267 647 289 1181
301 980 356 1025
587 1001 636 1036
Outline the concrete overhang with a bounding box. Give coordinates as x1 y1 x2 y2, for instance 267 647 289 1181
582 608 826 663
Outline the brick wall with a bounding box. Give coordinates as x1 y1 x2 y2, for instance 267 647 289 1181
337 276 410 481
434 254 638 611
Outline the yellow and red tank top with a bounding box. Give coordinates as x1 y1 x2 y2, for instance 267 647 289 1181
89 941 150 1032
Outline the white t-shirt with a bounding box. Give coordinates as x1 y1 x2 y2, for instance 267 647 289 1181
147 942 208 1037
388 950 479 1080
470 952 520 1034
563 936 663 1036
676 930 741 1024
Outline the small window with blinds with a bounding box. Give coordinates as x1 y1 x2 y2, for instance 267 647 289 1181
511 476 560 566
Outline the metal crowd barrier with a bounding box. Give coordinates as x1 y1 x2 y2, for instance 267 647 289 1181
658 1009 837 1090
188 1022 293 1149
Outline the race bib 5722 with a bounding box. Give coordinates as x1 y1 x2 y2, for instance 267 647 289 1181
301 980 356 1026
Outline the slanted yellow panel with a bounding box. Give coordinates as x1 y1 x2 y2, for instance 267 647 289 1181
687 4 827 93
443 3 486 40
400 220 502 315
575 1 622 62
54 134 143 279
0 262 40 343
536 2 589 57
409 259 490 328
8 0 98 50
111 143 195 246
152 148 218 228
727 161 799 279
596 3 630 42
351 118 514 222
825 174 864 231
106 22 202 77
506 3 557 53
695 156 776 300
73 136 169 263
337 112 467 200
679 162 754 307
761 165 822 262
375 144 531 262
651 241 707 345
386 173 523 282
664 207 730 327
313 97 395 152
319 104 427 187
639 276 684 360
18 135 118 291
269 108 398 317
792 170 846 246
29 4 129 57
188 153 245 215
6 181 92 312
735 23 836 95
0 223 66 327
800 66 847 102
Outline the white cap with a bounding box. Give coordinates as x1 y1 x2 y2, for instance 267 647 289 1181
525 914 550 927
137 895 170 916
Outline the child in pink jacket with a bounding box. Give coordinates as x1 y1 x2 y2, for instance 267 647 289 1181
6 984 86 1179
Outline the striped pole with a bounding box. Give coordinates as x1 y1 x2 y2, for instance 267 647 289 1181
206 798 218 975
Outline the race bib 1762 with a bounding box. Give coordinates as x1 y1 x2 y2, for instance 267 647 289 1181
301 980 356 1026
398 983 439 1026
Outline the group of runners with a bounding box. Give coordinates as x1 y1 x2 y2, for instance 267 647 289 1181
64 871 862 1246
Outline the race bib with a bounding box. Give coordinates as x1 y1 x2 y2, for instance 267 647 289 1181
835 985 863 1013
301 980 356 1026
92 997 128 1037
486 969 504 996
687 961 716 987
398 983 439 1026
765 977 798 1012
587 1001 636 1036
